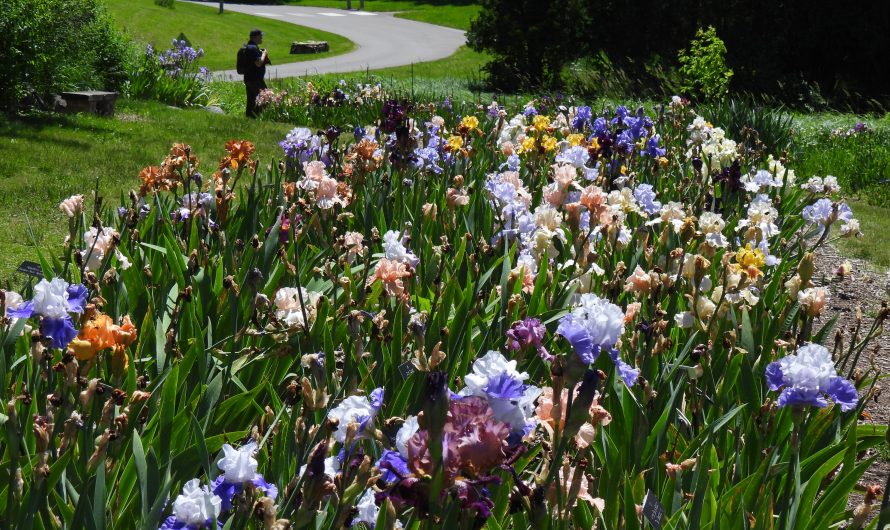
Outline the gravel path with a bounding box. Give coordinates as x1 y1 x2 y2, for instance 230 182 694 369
187 2 466 80
813 243 890 507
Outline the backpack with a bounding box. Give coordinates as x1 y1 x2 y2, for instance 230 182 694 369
236 44 251 75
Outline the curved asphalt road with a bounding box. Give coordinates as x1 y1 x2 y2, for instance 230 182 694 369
188 2 466 80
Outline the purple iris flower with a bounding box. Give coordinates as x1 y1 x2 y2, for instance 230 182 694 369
611 106 629 126
483 373 526 400
159 517 223 530
376 450 411 484
592 117 608 135
556 294 639 386
556 317 597 364
10 279 87 349
634 183 662 216
412 146 443 174
766 343 858 412
370 387 385 410
615 130 636 154
212 441 278 513
505 317 551 360
212 475 278 513
573 106 592 130
499 153 521 172
642 135 666 157
609 349 640 387
41 318 79 350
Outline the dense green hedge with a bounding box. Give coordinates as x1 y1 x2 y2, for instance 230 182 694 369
0 0 131 113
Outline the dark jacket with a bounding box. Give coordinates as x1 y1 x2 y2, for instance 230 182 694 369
243 42 265 82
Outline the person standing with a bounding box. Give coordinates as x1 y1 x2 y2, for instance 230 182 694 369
244 28 270 118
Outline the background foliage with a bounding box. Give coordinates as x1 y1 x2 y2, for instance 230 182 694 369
467 0 593 90
0 0 131 113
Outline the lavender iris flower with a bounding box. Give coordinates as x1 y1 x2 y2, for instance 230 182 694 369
634 183 662 216
556 294 639 386
766 343 858 411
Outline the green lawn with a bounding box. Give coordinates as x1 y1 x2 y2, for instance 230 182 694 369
285 0 480 30
836 201 890 271
104 0 354 71
0 100 293 281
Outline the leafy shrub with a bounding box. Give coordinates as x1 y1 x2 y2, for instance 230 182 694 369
467 0 593 90
128 40 213 107
0 0 132 113
678 26 733 102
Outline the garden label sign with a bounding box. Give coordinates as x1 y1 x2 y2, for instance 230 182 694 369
16 261 43 279
398 360 416 380
642 490 665 529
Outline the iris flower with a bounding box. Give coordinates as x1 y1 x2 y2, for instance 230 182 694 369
10 278 87 349
766 343 858 411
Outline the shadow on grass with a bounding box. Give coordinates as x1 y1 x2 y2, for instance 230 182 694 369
0 113 119 148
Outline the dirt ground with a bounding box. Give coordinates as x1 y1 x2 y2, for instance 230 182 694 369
813 243 890 514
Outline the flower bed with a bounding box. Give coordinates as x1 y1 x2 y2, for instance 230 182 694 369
1 96 883 529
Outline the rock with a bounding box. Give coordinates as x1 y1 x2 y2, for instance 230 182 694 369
291 41 329 54
204 105 225 114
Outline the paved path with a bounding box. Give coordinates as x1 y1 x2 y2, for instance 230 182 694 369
189 2 466 80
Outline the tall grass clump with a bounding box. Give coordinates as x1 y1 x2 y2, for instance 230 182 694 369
699 96 795 156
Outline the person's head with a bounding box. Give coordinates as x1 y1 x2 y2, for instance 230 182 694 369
249 29 264 45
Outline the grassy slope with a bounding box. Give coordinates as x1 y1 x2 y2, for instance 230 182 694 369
285 0 480 30
105 0 354 71
0 100 292 280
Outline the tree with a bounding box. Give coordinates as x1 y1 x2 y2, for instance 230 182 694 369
467 0 594 91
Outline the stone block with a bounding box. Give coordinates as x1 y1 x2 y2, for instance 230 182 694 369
291 41 329 54
60 91 118 116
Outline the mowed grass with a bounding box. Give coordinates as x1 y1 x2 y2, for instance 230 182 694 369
836 201 890 271
0 100 293 281
104 0 354 71
285 0 480 30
